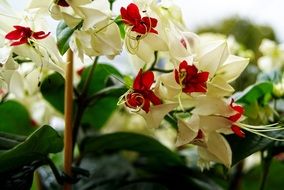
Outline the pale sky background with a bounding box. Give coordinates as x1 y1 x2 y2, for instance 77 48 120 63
9 0 284 42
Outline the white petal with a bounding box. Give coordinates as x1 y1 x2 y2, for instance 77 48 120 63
154 73 180 100
206 132 232 167
140 103 178 129
143 33 168 51
176 115 199 146
192 96 234 116
207 76 235 97
61 11 82 28
91 22 122 57
79 0 111 30
217 55 249 83
25 69 41 95
199 115 232 132
199 40 229 77
9 71 25 98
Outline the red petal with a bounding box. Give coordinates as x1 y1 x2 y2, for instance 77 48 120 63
141 71 154 90
147 91 161 105
132 24 147 34
32 31 50 39
142 17 158 28
183 83 207 93
179 60 188 71
14 25 26 30
142 98 150 113
231 125 245 138
186 64 198 76
149 28 158 34
120 7 134 25
196 71 209 83
5 29 23 40
228 113 242 122
10 38 28 46
133 69 154 90
174 69 180 84
133 69 143 90
127 3 141 20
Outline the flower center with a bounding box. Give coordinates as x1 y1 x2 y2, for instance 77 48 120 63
125 92 145 111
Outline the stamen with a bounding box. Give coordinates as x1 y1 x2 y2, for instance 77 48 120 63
237 123 284 141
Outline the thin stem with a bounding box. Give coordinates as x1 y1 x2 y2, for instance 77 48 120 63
151 67 173 73
229 161 244 190
81 57 99 97
64 49 74 190
149 51 173 73
260 151 272 190
72 57 99 151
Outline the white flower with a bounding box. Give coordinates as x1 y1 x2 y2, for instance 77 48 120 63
70 20 122 61
176 115 232 168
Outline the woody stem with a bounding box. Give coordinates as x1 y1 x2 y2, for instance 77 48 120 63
64 49 74 190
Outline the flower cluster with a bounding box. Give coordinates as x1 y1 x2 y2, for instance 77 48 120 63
118 1 251 168
2 0 282 170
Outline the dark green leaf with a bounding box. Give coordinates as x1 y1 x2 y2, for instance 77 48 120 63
78 63 123 95
40 72 65 113
118 182 167 190
82 96 119 129
0 125 63 173
0 100 35 135
226 132 274 165
56 21 76 55
79 64 124 129
80 132 183 166
0 132 26 150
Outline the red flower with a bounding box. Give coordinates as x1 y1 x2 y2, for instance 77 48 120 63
174 60 209 94
55 0 69 7
228 99 245 138
120 3 158 35
125 69 161 113
5 26 50 46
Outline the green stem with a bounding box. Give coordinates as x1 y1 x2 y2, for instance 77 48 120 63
72 57 99 151
260 150 272 190
81 57 99 97
151 68 173 73
85 84 125 105
149 51 173 73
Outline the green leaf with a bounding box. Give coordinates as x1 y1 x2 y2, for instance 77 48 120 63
0 132 26 150
80 132 183 166
0 100 35 135
0 125 63 173
40 72 65 113
114 16 126 39
123 75 133 88
56 21 76 55
78 63 123 95
234 82 274 123
82 96 119 129
235 82 273 105
79 64 125 129
226 132 274 165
